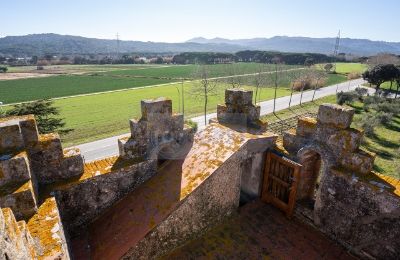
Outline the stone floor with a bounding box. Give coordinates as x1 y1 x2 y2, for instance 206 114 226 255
164 200 356 260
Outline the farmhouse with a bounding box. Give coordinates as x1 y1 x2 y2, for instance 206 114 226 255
0 89 399 259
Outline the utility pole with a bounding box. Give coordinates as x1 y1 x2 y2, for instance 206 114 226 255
332 30 341 73
116 33 120 59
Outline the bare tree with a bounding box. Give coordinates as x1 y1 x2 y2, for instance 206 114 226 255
191 65 219 125
367 53 400 68
253 64 266 104
224 64 243 89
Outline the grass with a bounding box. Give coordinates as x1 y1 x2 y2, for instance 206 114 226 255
262 95 399 178
0 63 300 104
334 62 367 74
316 62 367 74
105 63 300 79
350 101 400 179
54 82 292 146
0 75 174 104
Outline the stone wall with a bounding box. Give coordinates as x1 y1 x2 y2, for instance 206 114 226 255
54 159 157 234
122 150 244 259
281 103 400 259
0 115 84 221
315 168 400 259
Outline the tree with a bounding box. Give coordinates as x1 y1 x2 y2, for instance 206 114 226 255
0 66 8 73
324 63 334 73
304 57 315 67
224 64 243 88
362 64 400 92
191 65 219 125
5 100 72 134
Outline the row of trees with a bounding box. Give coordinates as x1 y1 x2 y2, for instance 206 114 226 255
172 51 335 65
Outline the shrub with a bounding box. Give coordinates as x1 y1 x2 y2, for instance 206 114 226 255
292 77 326 91
336 91 357 105
347 72 361 80
355 87 368 101
376 112 393 125
360 114 380 137
375 101 400 115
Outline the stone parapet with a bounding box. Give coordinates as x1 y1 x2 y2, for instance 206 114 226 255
119 98 194 160
283 103 375 175
216 89 267 131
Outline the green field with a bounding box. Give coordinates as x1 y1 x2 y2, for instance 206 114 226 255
1 62 355 146
262 95 399 178
316 62 367 74
56 82 292 146
0 63 301 104
0 75 174 104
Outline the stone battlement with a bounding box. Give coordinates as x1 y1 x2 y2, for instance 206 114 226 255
216 89 267 131
118 97 195 160
283 103 375 175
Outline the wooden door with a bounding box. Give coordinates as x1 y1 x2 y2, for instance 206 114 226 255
261 151 302 218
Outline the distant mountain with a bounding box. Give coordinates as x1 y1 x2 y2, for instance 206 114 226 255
187 36 400 56
0 34 245 56
1 33 400 57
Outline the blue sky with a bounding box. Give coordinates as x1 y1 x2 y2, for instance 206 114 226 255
2 0 399 42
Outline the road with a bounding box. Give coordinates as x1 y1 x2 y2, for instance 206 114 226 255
74 78 366 162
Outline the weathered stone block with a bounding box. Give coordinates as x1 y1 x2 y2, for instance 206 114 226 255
19 115 39 145
317 103 354 129
282 129 302 152
296 117 317 137
338 149 375 174
141 98 172 120
225 88 253 106
0 124 24 154
326 128 363 153
0 181 37 220
0 152 31 194
61 149 84 179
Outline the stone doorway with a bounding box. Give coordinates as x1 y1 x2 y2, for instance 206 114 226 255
296 149 324 220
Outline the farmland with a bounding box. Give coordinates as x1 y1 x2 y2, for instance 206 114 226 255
0 63 301 104
56 82 292 146
1 62 356 145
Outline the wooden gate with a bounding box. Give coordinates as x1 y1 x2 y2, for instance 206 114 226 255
261 152 302 218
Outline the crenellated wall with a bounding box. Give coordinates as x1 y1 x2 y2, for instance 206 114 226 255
281 103 400 259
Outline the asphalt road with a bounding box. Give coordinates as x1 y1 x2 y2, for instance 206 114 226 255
74 78 366 162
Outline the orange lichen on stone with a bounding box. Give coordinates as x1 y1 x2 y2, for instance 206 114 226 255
274 136 289 155
2 208 21 241
88 122 275 259
179 123 273 199
27 197 65 260
45 156 142 193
